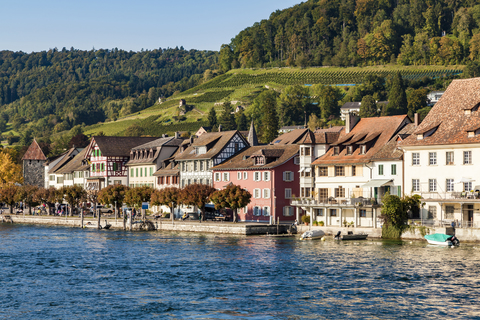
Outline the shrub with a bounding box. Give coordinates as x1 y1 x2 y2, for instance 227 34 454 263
301 215 310 224
319 221 324 226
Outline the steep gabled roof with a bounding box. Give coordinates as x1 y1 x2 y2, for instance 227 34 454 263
86 136 158 158
49 148 80 174
312 115 410 166
298 127 344 145
402 78 480 147
212 144 299 170
56 148 90 174
174 130 246 161
127 137 184 166
271 128 309 145
22 139 47 161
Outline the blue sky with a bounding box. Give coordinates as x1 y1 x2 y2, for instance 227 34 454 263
2 0 301 53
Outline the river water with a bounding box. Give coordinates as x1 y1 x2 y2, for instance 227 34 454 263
1 224 480 319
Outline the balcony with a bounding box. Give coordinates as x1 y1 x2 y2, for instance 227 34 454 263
416 191 480 202
291 195 382 208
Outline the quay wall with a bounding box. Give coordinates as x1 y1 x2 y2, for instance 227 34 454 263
5 216 480 241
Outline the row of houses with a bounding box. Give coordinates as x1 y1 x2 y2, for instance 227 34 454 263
21 78 480 227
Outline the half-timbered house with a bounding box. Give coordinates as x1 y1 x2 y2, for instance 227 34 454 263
174 130 249 187
84 136 157 190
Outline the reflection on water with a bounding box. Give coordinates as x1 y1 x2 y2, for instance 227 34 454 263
1 224 480 319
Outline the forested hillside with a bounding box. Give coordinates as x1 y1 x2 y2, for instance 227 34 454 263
0 47 218 138
219 0 480 70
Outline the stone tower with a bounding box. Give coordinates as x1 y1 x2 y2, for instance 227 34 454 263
22 139 47 187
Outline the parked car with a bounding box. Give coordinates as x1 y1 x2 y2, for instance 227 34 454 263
90 205 113 214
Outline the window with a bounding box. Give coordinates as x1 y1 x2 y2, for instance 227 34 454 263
464 151 472 164
464 182 473 192
50 175 55 181
285 188 292 199
446 179 454 192
255 156 265 165
412 152 420 165
378 165 384 175
237 172 242 180
360 209 367 217
334 186 345 198
334 166 345 176
182 162 186 172
445 206 454 219
263 188 270 199
254 188 261 199
315 208 324 216
263 207 270 216
243 172 248 180
56 176 63 184
352 166 356 176
200 161 204 171
264 172 270 181
330 209 337 216
215 172 221 182
429 152 437 165
446 151 454 165
253 206 261 216
206 161 211 170
283 171 293 182
113 163 117 171
150 167 153 176
194 161 198 171
254 172 261 181
223 172 230 182
428 206 436 219
360 145 366 154
333 147 340 155
304 147 311 156
391 164 396 175
319 188 328 201
283 206 294 216
244 206 248 214
318 167 328 177
429 179 437 192
411 178 419 192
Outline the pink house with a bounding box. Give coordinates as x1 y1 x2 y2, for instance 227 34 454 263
212 144 300 223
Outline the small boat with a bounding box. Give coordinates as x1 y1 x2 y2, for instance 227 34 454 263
424 233 459 246
300 229 325 240
334 231 368 240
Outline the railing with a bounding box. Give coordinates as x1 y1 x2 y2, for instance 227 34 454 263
291 195 383 207
408 219 480 228
418 192 480 200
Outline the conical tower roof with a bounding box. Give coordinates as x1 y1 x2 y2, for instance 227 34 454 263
248 121 258 146
22 139 47 161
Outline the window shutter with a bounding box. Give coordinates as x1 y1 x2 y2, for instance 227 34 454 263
283 172 286 181
238 172 242 180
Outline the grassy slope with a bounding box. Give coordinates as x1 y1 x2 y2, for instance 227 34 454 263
83 65 464 137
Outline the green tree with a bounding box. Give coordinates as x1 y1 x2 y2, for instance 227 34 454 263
307 114 323 131
359 95 378 118
219 102 236 131
207 107 218 129
210 184 251 223
384 72 407 116
219 44 234 72
98 184 129 218
62 185 87 216
15 185 40 215
261 91 280 143
125 186 154 220
407 88 428 118
277 85 310 126
180 184 216 222
380 193 421 239
236 111 248 131
0 184 19 214
312 84 342 120
151 187 181 223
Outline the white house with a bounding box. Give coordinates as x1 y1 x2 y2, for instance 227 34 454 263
401 79 480 227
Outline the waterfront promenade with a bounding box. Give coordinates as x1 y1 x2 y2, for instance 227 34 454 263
5 213 480 241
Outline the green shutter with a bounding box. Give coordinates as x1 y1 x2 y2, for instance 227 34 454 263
131 168 134 177
379 165 383 175
391 164 396 175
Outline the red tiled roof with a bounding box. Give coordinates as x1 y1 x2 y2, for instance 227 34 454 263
312 115 410 166
22 139 47 161
402 78 480 147
271 129 309 145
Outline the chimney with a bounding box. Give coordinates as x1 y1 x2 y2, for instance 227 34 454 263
345 112 360 134
175 131 180 139
414 113 419 127
190 136 194 144
162 134 166 138
218 124 222 132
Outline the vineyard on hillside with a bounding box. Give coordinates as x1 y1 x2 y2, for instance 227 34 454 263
195 69 463 89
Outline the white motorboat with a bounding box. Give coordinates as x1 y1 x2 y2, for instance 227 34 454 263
424 233 459 246
300 229 325 240
334 231 368 240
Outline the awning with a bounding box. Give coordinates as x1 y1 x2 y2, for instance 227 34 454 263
455 177 475 184
361 179 393 188
298 168 305 173
305 167 312 172
475 185 480 191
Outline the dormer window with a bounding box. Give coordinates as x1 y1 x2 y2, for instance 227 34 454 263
360 145 367 154
195 146 207 155
333 147 340 155
346 146 353 155
255 156 265 165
